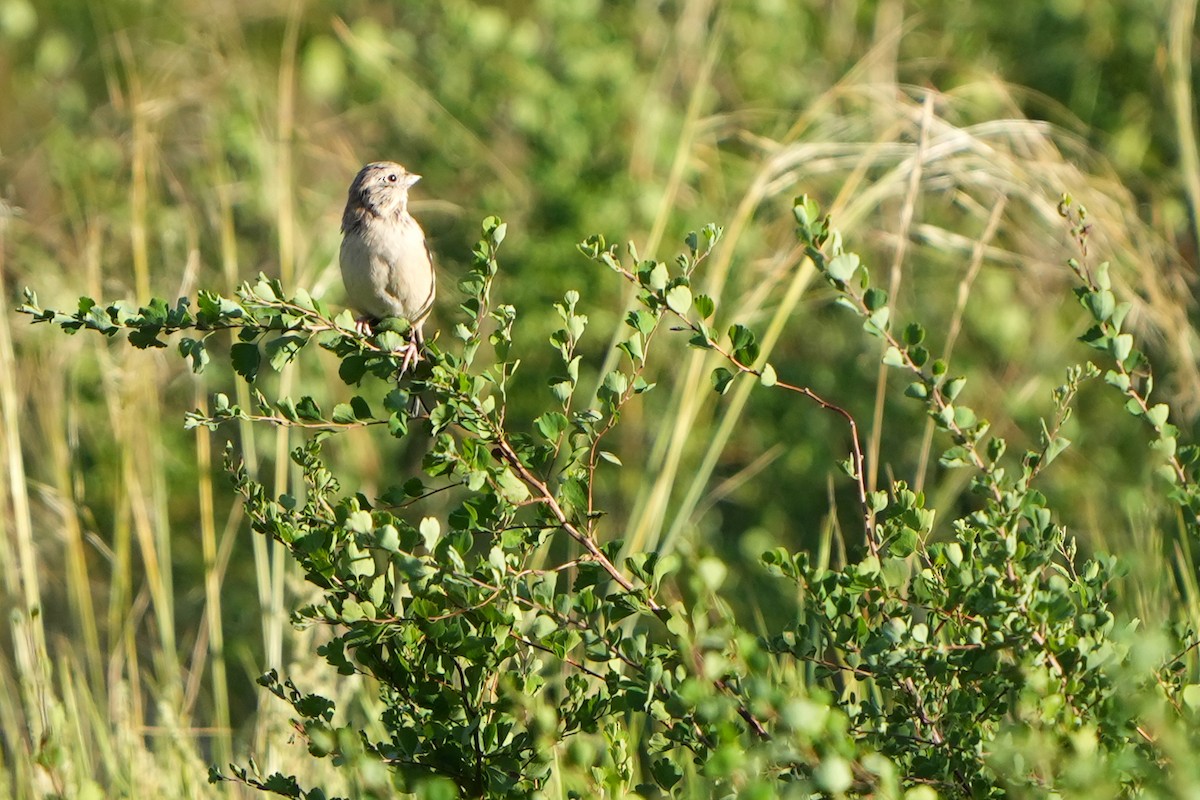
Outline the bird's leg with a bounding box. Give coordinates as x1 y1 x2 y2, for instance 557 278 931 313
355 317 419 375
398 325 426 374
398 341 419 374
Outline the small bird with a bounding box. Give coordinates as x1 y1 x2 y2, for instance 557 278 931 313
339 161 436 373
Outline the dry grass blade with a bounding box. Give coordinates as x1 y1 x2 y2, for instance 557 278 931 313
627 77 1197 561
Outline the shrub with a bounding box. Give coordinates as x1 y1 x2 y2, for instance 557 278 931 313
22 200 1200 798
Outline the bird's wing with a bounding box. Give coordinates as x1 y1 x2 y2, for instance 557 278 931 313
407 238 436 327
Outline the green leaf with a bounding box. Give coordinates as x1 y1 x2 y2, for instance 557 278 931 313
695 557 726 591
826 253 860 282
374 330 407 353
1084 289 1116 322
793 195 822 229
1146 403 1170 428
231 342 261 382
694 294 715 318
759 363 777 387
346 510 373 534
633 376 655 394
619 333 644 363
265 335 306 371
603 370 629 396
1104 369 1131 392
1112 302 1132 331
295 396 322 421
383 389 411 414
683 319 712 348
550 380 574 405
341 598 365 622
665 608 689 639
276 397 298 421
650 758 683 790
128 326 166 349
557 475 588 519
332 403 356 424
626 309 657 336
710 367 735 395
419 517 441 551
251 276 278 301
350 395 372 420
863 287 888 311
728 324 755 352
178 338 209 373
375 525 400 553
85 304 116 333
535 412 568 442
566 314 587 343
888 529 918 558
939 446 972 468
1043 436 1071 466
137 297 169 324
863 307 889 336
496 467 531 503
1111 333 1134 363
814 757 853 793
490 221 507 246
665 284 692 315
338 355 367 385
647 262 669 290
987 437 1007 461
1151 434 1176 460
882 346 905 367
1078 324 1107 350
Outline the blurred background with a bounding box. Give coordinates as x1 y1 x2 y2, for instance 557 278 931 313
2 0 1198 795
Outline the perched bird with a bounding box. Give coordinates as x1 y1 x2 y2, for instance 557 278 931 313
339 161 435 372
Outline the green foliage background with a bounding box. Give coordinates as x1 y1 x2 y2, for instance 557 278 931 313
2 0 1200 797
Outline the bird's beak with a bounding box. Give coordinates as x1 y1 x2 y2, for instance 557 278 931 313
405 173 422 188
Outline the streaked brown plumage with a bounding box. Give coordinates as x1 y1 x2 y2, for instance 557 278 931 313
339 161 435 371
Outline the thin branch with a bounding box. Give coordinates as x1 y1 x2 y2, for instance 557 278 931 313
492 437 658 610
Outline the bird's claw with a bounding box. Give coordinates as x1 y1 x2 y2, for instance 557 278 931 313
398 339 422 374
353 316 423 374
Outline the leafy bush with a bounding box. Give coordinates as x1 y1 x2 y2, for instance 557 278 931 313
22 199 1200 798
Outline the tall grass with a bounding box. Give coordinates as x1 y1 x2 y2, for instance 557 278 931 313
620 76 1199 567
2 1 1198 796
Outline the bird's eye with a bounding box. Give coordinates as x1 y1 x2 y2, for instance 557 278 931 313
387 173 398 183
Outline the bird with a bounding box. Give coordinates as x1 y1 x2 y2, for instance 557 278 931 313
339 161 436 373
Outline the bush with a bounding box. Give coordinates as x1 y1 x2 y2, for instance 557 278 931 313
22 200 1200 798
